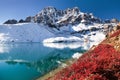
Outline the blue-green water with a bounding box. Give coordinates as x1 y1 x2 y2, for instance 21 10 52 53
0 43 86 80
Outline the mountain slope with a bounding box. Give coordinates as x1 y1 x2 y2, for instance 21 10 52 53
0 23 54 43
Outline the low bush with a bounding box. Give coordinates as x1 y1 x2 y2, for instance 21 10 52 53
110 30 120 38
47 44 120 80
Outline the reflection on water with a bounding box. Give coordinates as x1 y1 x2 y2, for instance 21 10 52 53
43 41 92 50
0 44 10 53
0 43 86 80
43 42 83 49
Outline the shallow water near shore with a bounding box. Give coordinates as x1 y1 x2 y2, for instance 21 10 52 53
0 43 86 80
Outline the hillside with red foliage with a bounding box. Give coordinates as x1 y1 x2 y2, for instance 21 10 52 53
46 24 120 80
47 44 120 80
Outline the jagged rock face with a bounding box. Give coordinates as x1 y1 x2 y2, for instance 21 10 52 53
33 7 66 28
33 6 101 26
4 19 17 24
34 6 64 24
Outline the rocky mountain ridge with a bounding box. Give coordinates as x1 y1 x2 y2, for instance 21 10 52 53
4 6 118 26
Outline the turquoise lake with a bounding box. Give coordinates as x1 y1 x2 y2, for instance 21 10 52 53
0 43 86 80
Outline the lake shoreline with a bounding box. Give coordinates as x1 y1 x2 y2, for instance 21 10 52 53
41 24 120 80
36 58 78 80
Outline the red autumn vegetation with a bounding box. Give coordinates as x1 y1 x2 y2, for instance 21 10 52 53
47 44 120 80
110 30 120 38
45 24 120 80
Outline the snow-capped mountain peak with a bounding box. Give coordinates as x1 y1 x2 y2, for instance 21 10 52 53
33 6 101 26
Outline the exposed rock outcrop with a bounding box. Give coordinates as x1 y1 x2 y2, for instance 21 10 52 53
4 19 17 24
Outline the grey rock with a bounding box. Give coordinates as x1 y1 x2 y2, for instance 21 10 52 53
19 19 25 23
4 19 17 24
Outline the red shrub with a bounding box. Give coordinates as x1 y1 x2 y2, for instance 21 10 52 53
47 44 120 80
110 30 120 38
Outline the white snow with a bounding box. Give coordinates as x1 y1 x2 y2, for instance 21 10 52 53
72 23 103 32
43 31 105 50
0 23 55 43
72 23 87 31
89 32 105 44
82 31 105 50
72 52 83 59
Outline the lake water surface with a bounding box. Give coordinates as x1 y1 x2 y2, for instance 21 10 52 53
0 43 86 80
